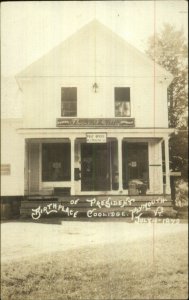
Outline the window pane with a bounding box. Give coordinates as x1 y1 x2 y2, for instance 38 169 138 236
61 87 77 101
115 87 131 117
61 87 77 116
42 143 71 182
115 101 130 117
115 87 130 102
61 102 77 116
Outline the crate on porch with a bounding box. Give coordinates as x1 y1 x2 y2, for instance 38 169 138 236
128 179 147 196
128 181 140 195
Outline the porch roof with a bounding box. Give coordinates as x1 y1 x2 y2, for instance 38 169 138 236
17 127 175 139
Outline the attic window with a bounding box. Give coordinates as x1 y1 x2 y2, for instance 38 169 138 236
61 87 77 117
115 87 131 117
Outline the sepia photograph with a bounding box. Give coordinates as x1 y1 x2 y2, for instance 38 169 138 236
1 1 188 299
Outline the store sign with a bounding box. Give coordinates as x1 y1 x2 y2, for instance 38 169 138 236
0 164 11 175
86 133 107 143
56 118 135 128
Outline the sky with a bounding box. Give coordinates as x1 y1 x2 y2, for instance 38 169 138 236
1 0 188 77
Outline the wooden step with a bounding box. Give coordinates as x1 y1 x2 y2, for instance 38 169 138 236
21 194 175 219
20 206 177 219
21 201 173 209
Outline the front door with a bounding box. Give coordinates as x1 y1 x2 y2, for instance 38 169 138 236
81 143 110 191
122 142 149 189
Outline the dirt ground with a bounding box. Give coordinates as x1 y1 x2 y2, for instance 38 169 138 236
1 219 188 262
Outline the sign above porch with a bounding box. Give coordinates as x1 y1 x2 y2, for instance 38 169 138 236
86 133 107 143
56 118 135 128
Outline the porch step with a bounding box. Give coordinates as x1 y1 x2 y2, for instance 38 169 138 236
20 195 177 219
23 201 173 207
26 196 58 201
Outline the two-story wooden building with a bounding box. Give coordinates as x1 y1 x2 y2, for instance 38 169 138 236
1 20 176 218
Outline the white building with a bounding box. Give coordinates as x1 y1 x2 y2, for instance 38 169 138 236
1 21 175 217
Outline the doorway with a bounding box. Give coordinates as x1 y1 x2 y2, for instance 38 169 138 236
81 143 111 191
122 142 149 189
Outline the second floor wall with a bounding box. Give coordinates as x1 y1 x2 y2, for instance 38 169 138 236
20 75 169 128
16 21 172 129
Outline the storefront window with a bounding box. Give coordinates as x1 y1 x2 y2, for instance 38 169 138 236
115 87 131 117
42 143 71 181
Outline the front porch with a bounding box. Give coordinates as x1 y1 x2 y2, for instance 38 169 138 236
18 126 176 218
24 135 171 197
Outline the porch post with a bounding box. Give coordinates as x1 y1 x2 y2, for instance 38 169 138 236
24 140 30 195
164 136 171 194
70 137 75 195
118 137 123 192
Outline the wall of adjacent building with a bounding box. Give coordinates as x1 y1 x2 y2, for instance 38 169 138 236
1 119 25 196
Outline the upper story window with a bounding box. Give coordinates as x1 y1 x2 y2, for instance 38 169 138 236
115 87 131 117
61 87 77 117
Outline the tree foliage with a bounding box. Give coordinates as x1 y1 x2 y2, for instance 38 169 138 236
146 24 188 179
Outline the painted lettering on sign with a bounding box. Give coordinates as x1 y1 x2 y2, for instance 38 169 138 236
129 197 168 220
86 197 135 208
31 196 178 223
86 133 107 143
133 215 180 224
87 210 130 218
31 203 78 220
56 118 135 128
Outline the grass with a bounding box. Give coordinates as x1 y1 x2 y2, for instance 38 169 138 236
1 231 188 300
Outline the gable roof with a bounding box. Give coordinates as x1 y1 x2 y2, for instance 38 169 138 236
16 19 173 81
